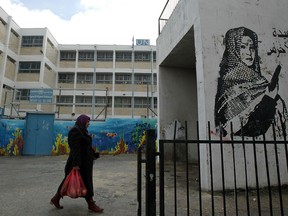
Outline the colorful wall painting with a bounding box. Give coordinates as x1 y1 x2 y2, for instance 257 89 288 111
0 118 157 156
0 119 25 156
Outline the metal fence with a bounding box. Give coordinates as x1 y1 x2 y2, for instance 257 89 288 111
2 87 109 120
158 0 181 34
138 122 288 216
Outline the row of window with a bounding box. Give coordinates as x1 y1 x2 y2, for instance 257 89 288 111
57 96 157 108
60 51 156 62
58 73 157 84
20 36 156 62
18 62 157 76
15 90 157 108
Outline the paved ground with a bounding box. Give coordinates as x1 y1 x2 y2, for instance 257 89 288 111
0 154 140 216
1 154 287 216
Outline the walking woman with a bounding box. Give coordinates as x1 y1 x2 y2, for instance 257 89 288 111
50 114 103 213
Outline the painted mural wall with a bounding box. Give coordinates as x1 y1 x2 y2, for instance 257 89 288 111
0 118 157 156
214 26 287 138
198 0 288 190
156 0 288 190
200 0 288 138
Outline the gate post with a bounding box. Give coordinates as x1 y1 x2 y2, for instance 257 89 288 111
145 129 156 216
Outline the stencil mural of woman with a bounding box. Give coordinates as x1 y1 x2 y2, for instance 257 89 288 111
214 26 287 137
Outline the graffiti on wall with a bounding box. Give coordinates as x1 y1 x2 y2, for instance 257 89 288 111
267 28 288 57
0 118 157 156
214 26 288 137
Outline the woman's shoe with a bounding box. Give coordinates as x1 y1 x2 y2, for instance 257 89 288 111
50 192 63 209
86 198 104 213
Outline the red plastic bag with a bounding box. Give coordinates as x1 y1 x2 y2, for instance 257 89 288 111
60 169 87 198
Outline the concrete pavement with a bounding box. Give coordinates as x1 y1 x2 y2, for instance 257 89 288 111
2 153 286 215
0 154 139 216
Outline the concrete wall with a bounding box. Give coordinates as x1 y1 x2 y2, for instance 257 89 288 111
200 0 288 133
157 0 199 142
4 57 16 80
43 66 56 87
0 18 6 43
158 67 198 161
157 0 288 190
200 0 288 190
8 30 19 54
157 0 199 66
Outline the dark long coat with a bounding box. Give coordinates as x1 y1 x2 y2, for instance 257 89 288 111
58 122 95 198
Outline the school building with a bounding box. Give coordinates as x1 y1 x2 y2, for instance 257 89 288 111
0 7 157 120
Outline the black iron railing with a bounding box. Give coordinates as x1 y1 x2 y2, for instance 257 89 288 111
137 121 288 216
158 0 181 35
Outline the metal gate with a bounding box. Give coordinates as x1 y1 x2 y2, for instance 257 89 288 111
137 122 288 216
23 112 55 155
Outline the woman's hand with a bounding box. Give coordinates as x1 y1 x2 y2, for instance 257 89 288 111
93 152 100 159
266 87 278 99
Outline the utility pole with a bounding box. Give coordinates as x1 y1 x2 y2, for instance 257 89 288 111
131 37 135 118
92 45 97 119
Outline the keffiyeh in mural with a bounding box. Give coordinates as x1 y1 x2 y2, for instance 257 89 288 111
214 27 287 137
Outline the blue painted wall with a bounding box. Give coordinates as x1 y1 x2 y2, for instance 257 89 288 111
0 118 157 156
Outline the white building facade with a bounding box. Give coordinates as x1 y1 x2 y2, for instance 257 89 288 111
0 7 157 120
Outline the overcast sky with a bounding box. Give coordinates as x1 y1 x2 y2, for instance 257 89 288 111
0 0 167 45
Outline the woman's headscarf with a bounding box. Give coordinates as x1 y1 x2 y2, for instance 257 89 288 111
214 27 269 134
76 114 90 129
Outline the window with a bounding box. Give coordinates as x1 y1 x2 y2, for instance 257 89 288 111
135 97 149 108
153 51 156 62
97 51 113 61
47 39 54 48
116 51 132 62
56 96 73 106
78 51 94 61
16 89 30 101
153 74 157 85
0 17 6 25
135 74 151 84
19 62 41 73
96 96 111 107
96 73 112 84
60 51 76 61
134 97 157 108
58 73 74 83
11 29 19 38
3 84 13 91
77 73 93 84
7 56 16 64
45 64 52 71
21 36 43 47
115 74 131 84
135 51 150 62
76 96 92 107
154 98 158 108
114 97 131 108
